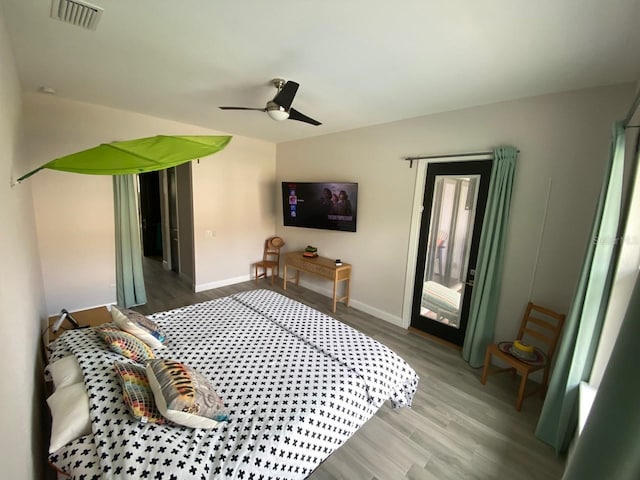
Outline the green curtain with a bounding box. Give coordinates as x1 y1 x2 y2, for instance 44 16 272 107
462 146 518 367
113 175 147 307
535 122 625 453
562 274 640 479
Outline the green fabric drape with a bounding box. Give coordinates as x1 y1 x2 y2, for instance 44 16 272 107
462 146 518 367
535 122 625 453
562 274 640 480
113 175 147 308
17 135 231 182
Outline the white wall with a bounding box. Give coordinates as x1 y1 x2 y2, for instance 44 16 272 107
0 7 47 479
276 84 635 341
191 135 277 291
22 94 276 315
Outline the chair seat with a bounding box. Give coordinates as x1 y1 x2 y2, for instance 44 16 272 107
496 341 548 367
255 260 278 267
487 343 546 373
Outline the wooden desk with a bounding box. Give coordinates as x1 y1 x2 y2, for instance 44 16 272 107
283 252 351 312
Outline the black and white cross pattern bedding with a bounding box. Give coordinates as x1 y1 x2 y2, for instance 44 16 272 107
49 289 419 479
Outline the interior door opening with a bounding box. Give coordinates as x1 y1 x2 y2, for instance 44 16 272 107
411 160 492 346
138 170 163 260
137 164 195 288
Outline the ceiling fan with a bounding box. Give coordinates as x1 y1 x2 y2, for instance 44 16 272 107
219 79 322 126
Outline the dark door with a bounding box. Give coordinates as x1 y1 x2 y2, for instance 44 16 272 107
167 167 180 273
411 160 492 346
138 171 163 258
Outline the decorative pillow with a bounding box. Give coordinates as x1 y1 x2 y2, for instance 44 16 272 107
113 362 165 424
95 327 154 363
47 383 92 453
146 359 228 428
110 305 168 349
48 355 83 390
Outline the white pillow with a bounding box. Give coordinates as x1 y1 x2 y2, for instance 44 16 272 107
110 305 167 349
48 355 83 390
46 383 91 453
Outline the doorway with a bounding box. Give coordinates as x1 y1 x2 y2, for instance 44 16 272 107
166 167 180 273
410 160 492 345
138 170 163 259
137 165 195 285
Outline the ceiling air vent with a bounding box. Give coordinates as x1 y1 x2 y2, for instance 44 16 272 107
50 0 103 31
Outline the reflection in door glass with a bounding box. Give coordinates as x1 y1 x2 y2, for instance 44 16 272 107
420 175 480 329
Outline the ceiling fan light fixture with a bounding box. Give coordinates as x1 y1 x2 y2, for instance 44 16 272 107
266 104 289 121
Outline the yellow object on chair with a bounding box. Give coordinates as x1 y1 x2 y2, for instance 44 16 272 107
513 340 534 353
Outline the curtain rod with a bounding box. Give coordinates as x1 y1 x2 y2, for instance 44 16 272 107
403 150 521 168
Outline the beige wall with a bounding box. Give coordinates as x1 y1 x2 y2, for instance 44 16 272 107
22 94 276 315
0 8 47 479
191 134 277 291
276 84 635 341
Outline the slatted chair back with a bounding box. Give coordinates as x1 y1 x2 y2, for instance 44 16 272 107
263 238 282 263
254 237 285 285
516 302 566 363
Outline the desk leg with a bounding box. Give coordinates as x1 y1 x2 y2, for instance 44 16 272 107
283 264 288 290
295 269 300 286
345 277 351 307
332 277 338 313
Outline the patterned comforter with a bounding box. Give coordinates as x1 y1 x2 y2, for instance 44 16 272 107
48 289 419 479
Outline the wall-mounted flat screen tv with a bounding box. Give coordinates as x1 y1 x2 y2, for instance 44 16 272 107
282 182 358 232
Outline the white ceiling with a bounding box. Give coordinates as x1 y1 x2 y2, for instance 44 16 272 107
2 0 640 143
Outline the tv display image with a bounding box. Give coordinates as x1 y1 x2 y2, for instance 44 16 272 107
282 182 358 232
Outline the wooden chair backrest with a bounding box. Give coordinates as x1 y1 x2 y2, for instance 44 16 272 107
263 237 283 263
516 302 566 362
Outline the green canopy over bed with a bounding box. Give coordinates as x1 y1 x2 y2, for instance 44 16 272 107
17 135 232 182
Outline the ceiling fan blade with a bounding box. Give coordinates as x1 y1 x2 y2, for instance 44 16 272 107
273 81 299 110
289 108 322 126
218 106 266 111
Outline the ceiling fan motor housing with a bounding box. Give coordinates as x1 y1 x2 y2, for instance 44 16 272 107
266 101 289 121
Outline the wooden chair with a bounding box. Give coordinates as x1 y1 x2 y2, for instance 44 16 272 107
480 302 566 411
254 236 285 285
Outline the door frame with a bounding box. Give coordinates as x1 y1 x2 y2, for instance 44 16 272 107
402 153 493 329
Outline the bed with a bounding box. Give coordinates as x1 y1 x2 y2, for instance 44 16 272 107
46 289 419 479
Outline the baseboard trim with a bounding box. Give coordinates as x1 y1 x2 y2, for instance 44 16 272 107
197 275 406 328
47 301 114 319
295 279 405 328
195 274 251 293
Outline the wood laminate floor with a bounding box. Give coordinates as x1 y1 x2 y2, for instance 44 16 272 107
134 257 566 480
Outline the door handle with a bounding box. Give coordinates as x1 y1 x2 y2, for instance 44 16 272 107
466 268 476 286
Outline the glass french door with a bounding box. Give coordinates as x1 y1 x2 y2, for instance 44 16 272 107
411 160 492 346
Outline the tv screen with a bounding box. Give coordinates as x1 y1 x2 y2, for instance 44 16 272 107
282 182 358 232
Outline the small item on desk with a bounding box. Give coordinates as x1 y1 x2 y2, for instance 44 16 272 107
303 245 318 258
335 259 342 266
